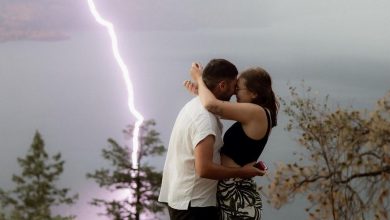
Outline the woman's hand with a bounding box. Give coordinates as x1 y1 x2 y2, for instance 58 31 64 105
183 80 198 95
190 62 203 82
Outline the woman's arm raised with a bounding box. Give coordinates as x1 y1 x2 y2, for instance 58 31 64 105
190 63 264 125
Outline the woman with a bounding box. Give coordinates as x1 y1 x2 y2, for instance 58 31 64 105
185 63 278 220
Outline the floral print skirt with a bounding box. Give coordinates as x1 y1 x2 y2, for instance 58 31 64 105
217 178 262 220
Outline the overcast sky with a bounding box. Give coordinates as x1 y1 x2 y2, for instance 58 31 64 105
1 0 389 219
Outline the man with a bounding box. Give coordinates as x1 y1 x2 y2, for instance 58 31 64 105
158 59 263 220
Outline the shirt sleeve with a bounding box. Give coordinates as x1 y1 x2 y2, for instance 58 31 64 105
192 113 217 149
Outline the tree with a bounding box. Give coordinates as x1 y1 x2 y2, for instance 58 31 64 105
87 119 166 220
263 85 390 220
0 131 78 220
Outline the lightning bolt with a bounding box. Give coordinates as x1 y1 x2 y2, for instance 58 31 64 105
87 0 144 169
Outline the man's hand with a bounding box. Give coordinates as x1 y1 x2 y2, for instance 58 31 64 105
240 163 266 178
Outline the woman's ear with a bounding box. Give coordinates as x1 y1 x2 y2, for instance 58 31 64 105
251 92 258 100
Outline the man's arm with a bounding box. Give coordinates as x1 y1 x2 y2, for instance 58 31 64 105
194 135 264 180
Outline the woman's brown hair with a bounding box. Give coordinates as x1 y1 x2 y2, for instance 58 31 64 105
240 67 279 127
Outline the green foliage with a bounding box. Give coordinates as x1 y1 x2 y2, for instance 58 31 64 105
0 131 78 220
87 119 166 220
263 84 390 220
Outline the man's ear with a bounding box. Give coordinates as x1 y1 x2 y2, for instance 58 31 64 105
218 80 226 90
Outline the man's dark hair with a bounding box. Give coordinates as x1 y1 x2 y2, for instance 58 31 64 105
202 59 238 90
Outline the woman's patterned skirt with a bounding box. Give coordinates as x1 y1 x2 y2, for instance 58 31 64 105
217 178 262 220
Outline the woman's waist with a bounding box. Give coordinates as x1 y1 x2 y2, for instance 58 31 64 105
220 154 256 167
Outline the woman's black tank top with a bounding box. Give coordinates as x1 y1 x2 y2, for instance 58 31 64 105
220 109 271 166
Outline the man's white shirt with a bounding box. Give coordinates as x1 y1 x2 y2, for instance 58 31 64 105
158 97 223 210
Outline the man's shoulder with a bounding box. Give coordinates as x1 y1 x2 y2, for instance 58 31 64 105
174 98 218 129
184 98 217 118
184 97 201 108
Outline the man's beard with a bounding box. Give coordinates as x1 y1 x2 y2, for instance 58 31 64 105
219 92 232 102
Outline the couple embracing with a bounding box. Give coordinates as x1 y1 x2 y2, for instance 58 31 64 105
159 59 279 220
